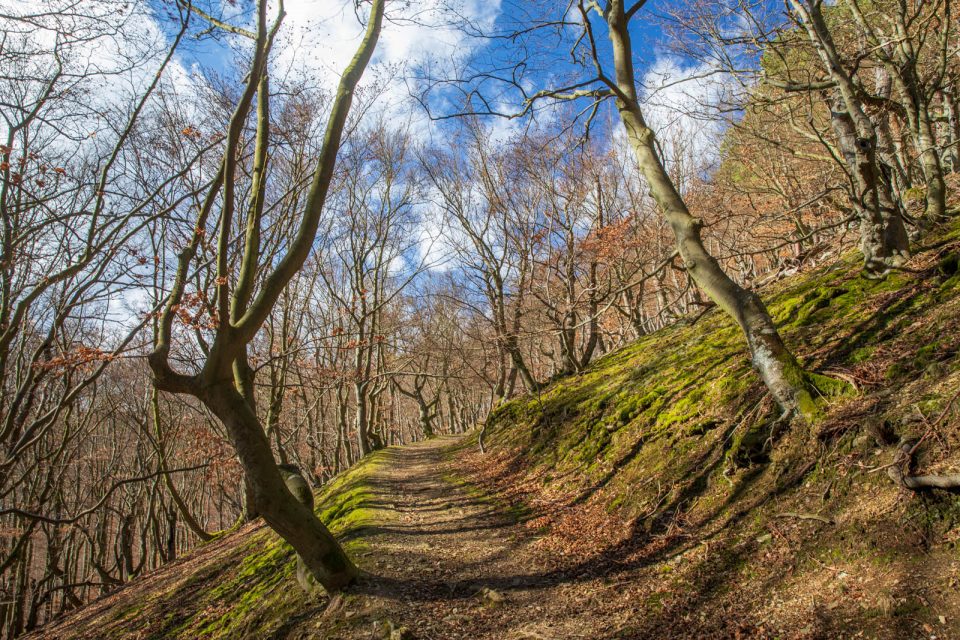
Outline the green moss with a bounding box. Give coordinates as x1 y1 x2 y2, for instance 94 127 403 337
806 371 855 400
191 536 297 638
906 493 960 538
685 417 722 436
442 470 532 523
726 417 773 468
792 286 848 327
885 340 951 380
482 217 960 529
112 450 393 640
111 602 145 622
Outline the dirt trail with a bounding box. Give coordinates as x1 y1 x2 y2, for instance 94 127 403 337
27 434 957 639
26 435 663 640
321 436 627 640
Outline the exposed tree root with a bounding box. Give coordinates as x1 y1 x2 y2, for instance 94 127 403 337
887 442 960 493
775 511 835 525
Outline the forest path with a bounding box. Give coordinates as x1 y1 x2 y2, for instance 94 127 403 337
315 435 612 640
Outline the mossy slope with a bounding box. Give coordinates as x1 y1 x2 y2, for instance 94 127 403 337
469 217 960 636
485 222 960 517
29 450 391 640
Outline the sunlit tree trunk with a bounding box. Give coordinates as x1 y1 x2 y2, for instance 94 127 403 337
790 0 911 276
606 0 818 418
150 0 386 593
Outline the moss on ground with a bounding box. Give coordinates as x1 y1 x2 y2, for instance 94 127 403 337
72 450 392 640
482 216 960 531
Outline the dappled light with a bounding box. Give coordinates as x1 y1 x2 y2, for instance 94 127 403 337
2 0 960 638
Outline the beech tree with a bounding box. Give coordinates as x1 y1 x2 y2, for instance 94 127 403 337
317 123 425 457
784 0 912 276
0 1 214 632
148 0 386 592
841 0 952 222
5 1 956 634
420 0 827 419
663 0 959 276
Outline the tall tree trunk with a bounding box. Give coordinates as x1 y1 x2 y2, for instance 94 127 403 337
911 96 947 221
790 0 911 276
607 1 817 418
827 90 912 274
942 90 959 172
335 383 348 473
354 381 372 456
205 383 357 591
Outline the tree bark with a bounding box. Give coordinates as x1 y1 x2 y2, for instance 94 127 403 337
844 0 947 221
149 0 384 593
790 0 911 276
204 383 357 591
827 90 912 274
606 0 817 418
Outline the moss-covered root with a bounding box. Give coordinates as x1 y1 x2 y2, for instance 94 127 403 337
727 416 777 468
727 369 854 468
788 371 854 423
805 371 855 401
751 342 853 424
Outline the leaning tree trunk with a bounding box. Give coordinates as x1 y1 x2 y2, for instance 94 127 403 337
621 109 814 417
607 1 817 419
417 399 435 438
504 333 539 393
205 383 357 590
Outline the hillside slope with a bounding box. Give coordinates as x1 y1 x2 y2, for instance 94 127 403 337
28 218 960 640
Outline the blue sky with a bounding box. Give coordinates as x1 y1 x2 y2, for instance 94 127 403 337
155 0 688 128
150 0 743 226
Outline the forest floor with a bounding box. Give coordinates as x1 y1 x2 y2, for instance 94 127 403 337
311 435 615 640
29 215 960 640
29 434 674 640
306 435 676 640
36 428 960 640
299 436 960 640
31 434 678 640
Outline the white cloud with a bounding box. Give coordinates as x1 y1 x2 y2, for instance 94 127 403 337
638 56 735 180
271 0 501 136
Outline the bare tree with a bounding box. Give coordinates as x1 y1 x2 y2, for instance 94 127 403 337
148 0 386 592
422 123 544 400
784 0 912 276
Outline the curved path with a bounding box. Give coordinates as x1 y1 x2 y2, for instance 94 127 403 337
320 436 611 640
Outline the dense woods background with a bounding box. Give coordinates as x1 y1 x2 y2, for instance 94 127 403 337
0 0 958 636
